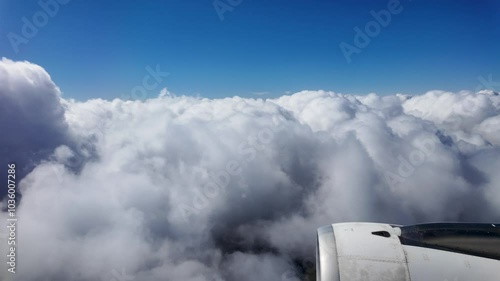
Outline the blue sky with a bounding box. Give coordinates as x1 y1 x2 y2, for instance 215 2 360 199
1 0 499 100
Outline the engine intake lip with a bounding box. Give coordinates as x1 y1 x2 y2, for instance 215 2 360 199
316 225 340 281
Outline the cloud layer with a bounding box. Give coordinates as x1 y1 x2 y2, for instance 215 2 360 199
1 58 499 281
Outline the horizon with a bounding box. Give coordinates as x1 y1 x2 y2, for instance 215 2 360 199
1 56 498 102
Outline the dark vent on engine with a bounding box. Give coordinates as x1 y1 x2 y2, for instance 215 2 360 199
372 231 391 238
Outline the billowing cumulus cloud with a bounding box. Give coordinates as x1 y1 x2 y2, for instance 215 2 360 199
1 59 499 281
0 58 70 199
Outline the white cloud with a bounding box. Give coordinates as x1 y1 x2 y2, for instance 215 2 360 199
1 59 500 280
0 57 70 198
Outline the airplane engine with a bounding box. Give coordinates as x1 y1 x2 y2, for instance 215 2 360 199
316 222 500 281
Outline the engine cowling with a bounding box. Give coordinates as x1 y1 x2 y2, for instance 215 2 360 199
316 222 500 281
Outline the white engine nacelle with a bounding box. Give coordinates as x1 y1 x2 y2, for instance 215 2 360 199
316 222 500 281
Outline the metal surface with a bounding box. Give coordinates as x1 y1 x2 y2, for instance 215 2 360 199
316 222 500 281
398 223 500 260
316 225 339 281
405 244 499 281
316 223 411 281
